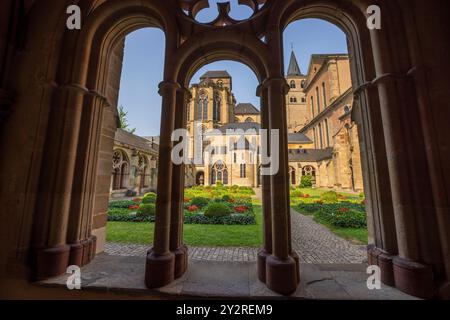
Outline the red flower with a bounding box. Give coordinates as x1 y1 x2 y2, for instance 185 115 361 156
133 197 142 203
303 194 310 198
129 205 139 210
338 207 350 213
188 205 199 212
234 205 248 213
184 198 191 203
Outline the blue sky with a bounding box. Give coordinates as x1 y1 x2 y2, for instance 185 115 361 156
118 2 348 136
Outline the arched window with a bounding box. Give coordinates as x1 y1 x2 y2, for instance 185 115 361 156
210 161 228 185
213 93 221 122
138 154 149 188
344 105 351 114
290 80 296 89
302 166 316 178
301 80 306 89
196 90 208 120
112 150 130 190
290 97 298 103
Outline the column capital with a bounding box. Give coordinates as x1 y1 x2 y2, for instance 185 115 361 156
158 81 181 96
260 77 290 94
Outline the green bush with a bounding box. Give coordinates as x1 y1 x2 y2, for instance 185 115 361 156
291 189 304 198
359 192 365 198
222 195 233 202
190 197 210 208
216 180 223 187
204 202 232 218
108 207 130 216
296 203 323 215
320 191 339 203
142 192 157 204
300 175 313 188
108 200 136 209
137 203 156 218
184 213 256 225
315 208 366 228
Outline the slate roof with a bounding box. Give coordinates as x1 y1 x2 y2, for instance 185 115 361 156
200 70 231 79
288 148 333 162
115 129 158 153
287 51 304 76
234 103 260 115
216 122 261 133
288 132 312 144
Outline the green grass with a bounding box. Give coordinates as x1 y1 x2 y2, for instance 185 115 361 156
107 205 263 247
313 214 368 245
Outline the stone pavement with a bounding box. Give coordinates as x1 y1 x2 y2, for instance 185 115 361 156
105 209 367 264
39 254 416 300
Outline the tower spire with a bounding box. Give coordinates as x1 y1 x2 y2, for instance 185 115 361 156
287 50 303 76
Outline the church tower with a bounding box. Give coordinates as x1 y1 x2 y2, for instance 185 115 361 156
285 50 308 133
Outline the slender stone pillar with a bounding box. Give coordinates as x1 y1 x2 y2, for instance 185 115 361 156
145 81 178 288
369 30 434 298
169 87 190 279
264 77 298 295
32 84 87 279
256 85 272 283
354 85 398 287
67 92 108 267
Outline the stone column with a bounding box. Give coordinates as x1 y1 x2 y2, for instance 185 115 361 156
32 83 87 279
264 78 299 295
169 87 190 279
145 81 178 288
354 85 398 287
369 29 434 298
256 85 272 283
66 92 107 268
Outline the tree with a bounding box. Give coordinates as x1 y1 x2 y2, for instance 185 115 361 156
118 105 136 134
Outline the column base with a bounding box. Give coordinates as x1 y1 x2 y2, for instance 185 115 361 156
173 245 188 279
68 242 84 267
35 244 70 280
393 256 435 299
257 248 271 283
145 249 175 288
266 255 299 295
291 251 301 285
81 238 91 266
378 251 395 286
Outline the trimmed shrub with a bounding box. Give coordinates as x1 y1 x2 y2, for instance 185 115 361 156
109 200 136 209
137 203 156 218
142 192 157 204
315 208 366 228
296 203 323 215
184 213 256 225
320 191 339 203
190 197 210 208
300 175 313 188
291 189 304 198
204 202 232 218
108 207 130 216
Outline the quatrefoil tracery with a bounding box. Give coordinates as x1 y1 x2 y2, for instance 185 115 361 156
179 0 267 26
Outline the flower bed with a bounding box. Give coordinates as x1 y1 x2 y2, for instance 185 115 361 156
107 187 256 226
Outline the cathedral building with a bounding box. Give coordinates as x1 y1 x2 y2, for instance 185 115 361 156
179 51 363 191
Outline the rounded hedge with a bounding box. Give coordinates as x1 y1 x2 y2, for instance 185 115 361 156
300 175 313 188
204 202 232 218
142 192 157 204
190 197 210 208
137 203 156 217
320 191 339 203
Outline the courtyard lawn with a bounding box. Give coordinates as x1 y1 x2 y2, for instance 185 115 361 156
107 205 263 247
